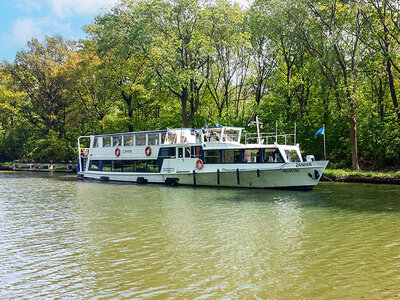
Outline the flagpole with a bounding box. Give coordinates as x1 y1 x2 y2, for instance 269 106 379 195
323 123 326 160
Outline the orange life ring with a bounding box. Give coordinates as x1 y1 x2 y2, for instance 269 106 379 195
196 159 204 170
82 148 89 157
145 146 152 156
115 148 121 157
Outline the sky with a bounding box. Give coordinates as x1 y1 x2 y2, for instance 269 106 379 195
0 0 126 62
0 0 249 63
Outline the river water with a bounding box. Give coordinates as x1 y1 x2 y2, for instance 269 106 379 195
1 171 400 298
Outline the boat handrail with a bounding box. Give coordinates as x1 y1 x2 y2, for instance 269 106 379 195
243 133 296 145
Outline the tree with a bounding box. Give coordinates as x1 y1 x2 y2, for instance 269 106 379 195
66 50 117 132
206 0 248 118
4 36 74 134
87 3 155 132
293 0 365 170
143 0 212 128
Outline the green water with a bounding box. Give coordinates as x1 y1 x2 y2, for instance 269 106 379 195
1 171 400 298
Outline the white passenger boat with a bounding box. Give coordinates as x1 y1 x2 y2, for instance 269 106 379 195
77 121 328 190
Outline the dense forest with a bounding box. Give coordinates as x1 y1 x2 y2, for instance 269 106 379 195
1 0 400 170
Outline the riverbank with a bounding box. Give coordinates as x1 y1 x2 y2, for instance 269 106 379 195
1 162 399 184
0 161 74 173
0 162 13 170
322 169 400 185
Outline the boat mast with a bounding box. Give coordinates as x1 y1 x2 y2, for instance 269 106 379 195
250 116 263 144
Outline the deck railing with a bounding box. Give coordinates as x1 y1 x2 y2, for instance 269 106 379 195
243 133 296 145
13 162 74 172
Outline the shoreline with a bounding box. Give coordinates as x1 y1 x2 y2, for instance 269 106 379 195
322 169 400 185
2 164 400 185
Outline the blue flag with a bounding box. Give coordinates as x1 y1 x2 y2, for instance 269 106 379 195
315 126 324 139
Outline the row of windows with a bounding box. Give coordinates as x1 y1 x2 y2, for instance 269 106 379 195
87 149 300 171
94 132 200 148
89 160 159 173
95 133 165 148
203 149 297 163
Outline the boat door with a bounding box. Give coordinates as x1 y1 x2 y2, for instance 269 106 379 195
176 146 191 172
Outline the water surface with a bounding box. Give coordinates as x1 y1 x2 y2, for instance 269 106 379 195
1 171 400 298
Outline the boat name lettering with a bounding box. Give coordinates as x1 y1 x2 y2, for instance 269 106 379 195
282 169 299 173
296 162 311 167
163 167 175 173
123 149 133 154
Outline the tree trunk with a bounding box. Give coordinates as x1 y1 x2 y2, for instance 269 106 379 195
181 88 190 128
386 57 400 124
349 117 360 170
121 91 134 132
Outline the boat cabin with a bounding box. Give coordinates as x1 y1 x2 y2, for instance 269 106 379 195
78 126 304 173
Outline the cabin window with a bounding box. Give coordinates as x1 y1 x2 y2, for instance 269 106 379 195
147 160 159 173
264 149 284 163
124 135 134 146
103 136 111 147
178 148 183 158
89 160 100 170
113 136 122 147
102 160 112 171
166 133 176 144
124 160 135 172
195 132 202 143
159 147 176 158
205 150 221 163
148 134 159 145
285 150 301 162
223 150 241 163
243 149 260 163
94 137 102 148
136 160 147 172
161 132 167 144
193 146 201 158
136 134 146 146
185 147 191 158
112 160 122 171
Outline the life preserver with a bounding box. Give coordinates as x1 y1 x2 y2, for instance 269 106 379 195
82 148 89 157
115 148 121 157
196 159 204 170
145 146 152 156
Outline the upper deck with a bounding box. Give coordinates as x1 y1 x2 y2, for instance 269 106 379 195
79 126 297 149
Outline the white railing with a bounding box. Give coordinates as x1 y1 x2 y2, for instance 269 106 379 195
13 162 74 172
244 133 296 145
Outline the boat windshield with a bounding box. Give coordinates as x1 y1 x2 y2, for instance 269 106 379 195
285 150 302 162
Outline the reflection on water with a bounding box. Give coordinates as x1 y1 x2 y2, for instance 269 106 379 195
1 172 400 298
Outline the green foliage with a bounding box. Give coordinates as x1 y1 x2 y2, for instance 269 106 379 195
0 0 399 172
30 130 75 162
324 169 400 179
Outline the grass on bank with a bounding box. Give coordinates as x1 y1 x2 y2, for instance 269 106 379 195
324 169 400 179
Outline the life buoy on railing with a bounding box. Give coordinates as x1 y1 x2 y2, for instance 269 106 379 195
196 159 204 170
82 148 89 157
115 148 121 157
145 146 152 156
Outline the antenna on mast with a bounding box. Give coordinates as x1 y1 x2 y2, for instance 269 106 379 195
249 116 263 144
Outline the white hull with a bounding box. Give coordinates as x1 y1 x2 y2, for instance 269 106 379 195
79 161 328 190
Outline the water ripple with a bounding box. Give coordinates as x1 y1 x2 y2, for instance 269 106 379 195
1 172 400 298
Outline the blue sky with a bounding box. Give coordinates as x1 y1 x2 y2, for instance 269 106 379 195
0 0 119 62
0 0 248 63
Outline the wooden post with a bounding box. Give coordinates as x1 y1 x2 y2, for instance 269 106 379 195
193 170 196 187
236 168 240 185
217 169 220 185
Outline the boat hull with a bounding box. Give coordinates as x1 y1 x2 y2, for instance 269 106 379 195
79 161 328 190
